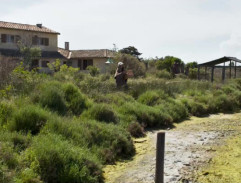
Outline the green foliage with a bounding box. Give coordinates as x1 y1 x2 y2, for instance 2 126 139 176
44 118 134 163
156 56 183 72
87 66 100 77
0 101 14 126
62 83 89 115
119 46 142 60
113 53 145 77
33 83 67 115
22 133 103 183
188 68 198 79
138 90 168 106
9 105 49 135
155 70 173 79
83 104 118 123
185 61 198 68
119 102 173 127
19 45 41 69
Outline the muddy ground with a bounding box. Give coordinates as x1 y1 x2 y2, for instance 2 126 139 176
104 113 241 183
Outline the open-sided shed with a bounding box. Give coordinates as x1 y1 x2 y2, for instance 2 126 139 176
197 56 241 82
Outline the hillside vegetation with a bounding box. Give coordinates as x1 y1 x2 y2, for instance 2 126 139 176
1 62 241 183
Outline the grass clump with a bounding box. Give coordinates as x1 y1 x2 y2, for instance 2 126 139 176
44 118 135 163
21 133 103 183
34 84 67 115
127 122 145 138
9 105 49 135
62 83 89 115
0 101 15 126
83 104 118 123
119 102 173 127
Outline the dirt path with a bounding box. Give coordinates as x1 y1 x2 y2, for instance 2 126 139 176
104 113 241 183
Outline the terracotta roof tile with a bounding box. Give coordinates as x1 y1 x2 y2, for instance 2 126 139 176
58 48 114 59
0 21 60 34
70 49 114 58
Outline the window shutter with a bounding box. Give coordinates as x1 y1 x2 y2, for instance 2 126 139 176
1 34 6 43
32 36 38 45
88 59 93 66
45 38 49 46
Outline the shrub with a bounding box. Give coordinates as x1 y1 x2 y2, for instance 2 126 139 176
83 103 118 123
62 83 89 115
9 105 49 135
43 119 135 163
119 102 173 127
0 101 14 126
22 134 103 183
113 53 145 77
138 90 168 106
155 70 173 79
160 99 188 122
189 100 208 116
87 66 100 77
0 142 18 169
127 122 145 138
208 94 239 113
0 130 31 153
34 84 67 115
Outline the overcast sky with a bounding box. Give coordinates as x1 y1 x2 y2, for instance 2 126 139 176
1 0 241 63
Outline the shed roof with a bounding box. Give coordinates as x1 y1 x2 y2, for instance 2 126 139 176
198 56 241 67
0 21 60 35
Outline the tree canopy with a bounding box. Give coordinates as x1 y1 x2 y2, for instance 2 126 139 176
119 46 142 60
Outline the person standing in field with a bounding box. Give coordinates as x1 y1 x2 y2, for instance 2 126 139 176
114 62 128 88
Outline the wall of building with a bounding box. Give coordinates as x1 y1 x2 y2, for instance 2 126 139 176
0 28 58 51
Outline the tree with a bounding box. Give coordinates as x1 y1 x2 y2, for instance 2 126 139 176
185 61 198 68
119 46 142 60
156 56 183 72
17 34 41 70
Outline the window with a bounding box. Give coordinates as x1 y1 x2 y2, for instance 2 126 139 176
1 34 20 43
42 61 49 68
78 59 82 69
32 36 49 46
83 59 93 70
67 61 72 67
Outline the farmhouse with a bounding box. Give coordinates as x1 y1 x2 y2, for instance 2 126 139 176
0 21 113 73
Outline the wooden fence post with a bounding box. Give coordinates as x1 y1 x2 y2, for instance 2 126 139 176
155 132 165 183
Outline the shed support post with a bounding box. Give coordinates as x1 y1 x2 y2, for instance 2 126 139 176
198 66 200 80
235 61 237 78
230 60 232 79
205 67 207 80
211 66 214 83
222 62 225 82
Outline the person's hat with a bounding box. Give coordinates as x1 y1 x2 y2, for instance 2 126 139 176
118 62 124 66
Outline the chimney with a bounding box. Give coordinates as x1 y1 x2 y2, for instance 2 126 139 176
65 42 70 50
36 24 42 28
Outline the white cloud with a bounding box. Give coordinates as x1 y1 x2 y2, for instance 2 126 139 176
220 32 241 58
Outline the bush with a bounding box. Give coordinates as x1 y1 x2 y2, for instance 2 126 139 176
0 130 31 153
138 90 168 106
160 99 188 122
127 122 145 138
9 105 49 135
62 83 89 115
83 104 118 123
34 85 67 115
87 66 100 77
0 101 14 126
155 70 173 79
22 134 103 183
113 53 145 77
44 118 135 163
119 102 173 127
